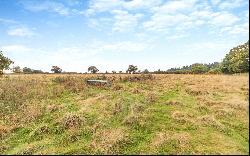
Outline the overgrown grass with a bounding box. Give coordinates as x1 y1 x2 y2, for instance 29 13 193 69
0 74 249 154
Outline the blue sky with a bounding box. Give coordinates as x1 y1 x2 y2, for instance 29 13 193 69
0 0 249 72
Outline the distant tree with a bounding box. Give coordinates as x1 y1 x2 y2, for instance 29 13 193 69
191 63 209 74
207 62 220 69
0 51 13 75
105 71 109 74
88 66 99 73
208 68 222 74
119 71 123 74
164 41 249 75
51 66 62 73
221 41 249 73
126 65 138 74
142 69 149 74
112 70 116 74
167 66 191 74
33 70 43 74
23 67 33 73
13 66 22 73
154 69 165 74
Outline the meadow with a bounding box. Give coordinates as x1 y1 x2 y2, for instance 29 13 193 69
0 74 249 155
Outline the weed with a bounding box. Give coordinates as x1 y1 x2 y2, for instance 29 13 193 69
0 74 248 154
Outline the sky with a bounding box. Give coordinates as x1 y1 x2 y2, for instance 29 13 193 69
0 0 249 73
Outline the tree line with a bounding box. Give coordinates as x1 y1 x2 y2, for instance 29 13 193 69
160 41 249 74
0 41 249 75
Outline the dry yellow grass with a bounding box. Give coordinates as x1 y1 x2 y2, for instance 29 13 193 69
0 73 249 154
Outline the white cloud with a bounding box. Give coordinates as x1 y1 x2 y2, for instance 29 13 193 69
190 10 213 20
1 45 32 53
179 41 235 63
87 17 113 31
85 0 245 35
0 40 150 72
211 0 221 6
99 41 150 52
143 1 241 34
7 27 36 37
221 22 249 35
143 13 190 32
123 0 163 10
111 10 143 32
166 34 188 40
85 0 123 16
218 0 247 10
63 41 150 55
21 0 70 16
49 41 151 72
142 0 202 32
87 18 102 29
85 0 162 16
209 12 240 26
0 18 17 24
151 0 198 14
246 10 249 18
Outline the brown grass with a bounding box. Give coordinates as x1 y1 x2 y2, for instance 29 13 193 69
0 73 248 154
91 128 127 154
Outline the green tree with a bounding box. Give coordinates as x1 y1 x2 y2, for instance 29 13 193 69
142 69 149 74
221 41 249 73
0 51 13 75
51 66 62 73
33 70 43 74
23 67 33 73
13 66 22 73
88 66 99 73
191 63 209 74
126 65 138 74
208 67 222 74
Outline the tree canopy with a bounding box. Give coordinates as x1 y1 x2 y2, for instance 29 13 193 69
221 41 249 74
13 66 22 73
51 66 62 73
191 63 209 74
88 66 99 73
126 65 138 74
0 51 13 75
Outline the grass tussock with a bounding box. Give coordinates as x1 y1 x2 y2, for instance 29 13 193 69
0 74 249 154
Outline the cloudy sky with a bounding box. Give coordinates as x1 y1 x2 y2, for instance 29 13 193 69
0 0 249 72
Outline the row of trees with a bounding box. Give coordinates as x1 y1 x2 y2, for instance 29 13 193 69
162 41 249 74
161 62 221 74
12 66 44 74
87 65 141 74
8 65 143 74
0 41 249 75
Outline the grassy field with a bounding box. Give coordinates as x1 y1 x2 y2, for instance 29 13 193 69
0 74 249 155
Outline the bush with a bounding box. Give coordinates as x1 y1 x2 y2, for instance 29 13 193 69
122 74 154 82
63 113 83 129
52 76 85 92
221 41 249 74
208 68 222 74
191 63 209 74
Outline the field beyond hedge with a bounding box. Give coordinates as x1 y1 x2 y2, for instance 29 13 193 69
0 74 249 155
